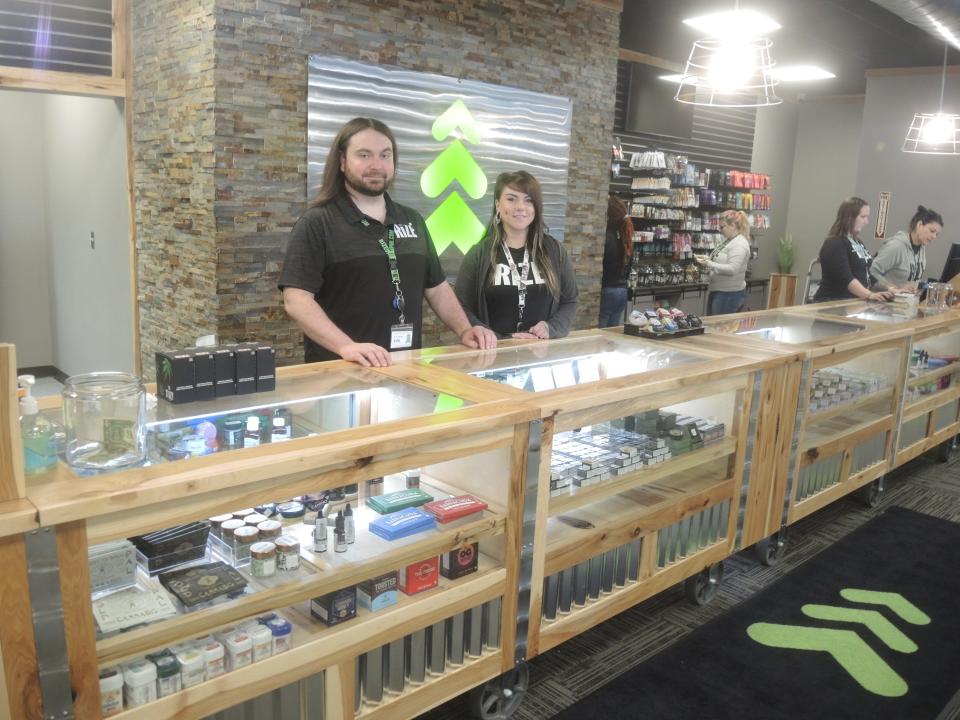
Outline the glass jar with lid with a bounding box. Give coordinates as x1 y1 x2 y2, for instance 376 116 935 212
62 372 146 470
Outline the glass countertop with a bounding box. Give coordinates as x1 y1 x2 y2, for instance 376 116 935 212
816 301 948 324
423 334 703 393
706 312 866 344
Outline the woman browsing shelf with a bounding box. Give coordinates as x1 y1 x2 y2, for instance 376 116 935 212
813 196 893 303
870 205 943 293
696 210 751 316
455 171 578 339
599 195 634 327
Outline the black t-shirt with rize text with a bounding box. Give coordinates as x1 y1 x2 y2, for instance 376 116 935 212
485 245 552 336
278 193 445 362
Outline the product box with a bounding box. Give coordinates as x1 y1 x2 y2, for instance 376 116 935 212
366 488 435 515
399 557 439 595
155 351 195 404
188 348 216 401
369 507 437 541
357 571 398 612
440 542 479 580
212 346 236 397
310 585 357 626
233 345 257 395
423 495 488 523
239 341 276 392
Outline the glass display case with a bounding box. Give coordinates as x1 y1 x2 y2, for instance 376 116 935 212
417 332 766 658
706 311 866 346
17 361 536 720
814 301 950 325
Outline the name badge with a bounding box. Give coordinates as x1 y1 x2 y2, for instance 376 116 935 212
390 323 414 350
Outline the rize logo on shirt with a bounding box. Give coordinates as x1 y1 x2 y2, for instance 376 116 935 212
393 223 418 239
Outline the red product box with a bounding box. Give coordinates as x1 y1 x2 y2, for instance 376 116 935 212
423 495 488 523
399 557 439 595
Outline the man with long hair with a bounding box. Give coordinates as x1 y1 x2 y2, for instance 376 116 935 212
279 118 496 366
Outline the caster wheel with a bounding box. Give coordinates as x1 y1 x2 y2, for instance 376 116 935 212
754 528 789 566
470 661 529 719
858 477 884 508
684 561 724 606
936 438 955 463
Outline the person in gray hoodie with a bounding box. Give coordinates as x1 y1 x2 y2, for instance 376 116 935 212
455 171 578 339
870 205 943 293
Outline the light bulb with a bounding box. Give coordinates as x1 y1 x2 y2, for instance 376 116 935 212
707 42 756 93
921 114 954 144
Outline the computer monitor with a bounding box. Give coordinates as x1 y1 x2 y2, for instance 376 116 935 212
938 242 960 284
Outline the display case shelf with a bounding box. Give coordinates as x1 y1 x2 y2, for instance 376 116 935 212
805 386 895 423
548 436 736 515
108 559 505 719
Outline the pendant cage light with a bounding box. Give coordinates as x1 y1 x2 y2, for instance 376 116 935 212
903 44 959 155
675 37 781 108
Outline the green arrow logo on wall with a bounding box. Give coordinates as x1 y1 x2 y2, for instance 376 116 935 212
747 588 931 698
422 101 487 255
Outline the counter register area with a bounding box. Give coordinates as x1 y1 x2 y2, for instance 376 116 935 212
0 298 955 720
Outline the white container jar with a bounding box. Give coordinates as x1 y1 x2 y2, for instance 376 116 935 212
176 648 205 689
249 623 273 662
122 660 157 708
200 639 225 680
99 666 124 717
224 632 253 671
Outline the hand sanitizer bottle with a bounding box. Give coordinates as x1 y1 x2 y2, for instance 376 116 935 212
18 375 57 475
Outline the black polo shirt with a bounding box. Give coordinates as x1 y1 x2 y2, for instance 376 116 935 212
279 193 445 362
814 235 871 302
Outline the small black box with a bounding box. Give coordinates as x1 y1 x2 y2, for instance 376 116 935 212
240 341 276 392
232 345 257 395
155 351 195 404
311 586 357 626
189 348 215 401
212 346 236 397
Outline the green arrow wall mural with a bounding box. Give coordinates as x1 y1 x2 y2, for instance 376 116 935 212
422 102 488 255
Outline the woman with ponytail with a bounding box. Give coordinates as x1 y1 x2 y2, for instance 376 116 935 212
870 205 943 293
599 195 634 327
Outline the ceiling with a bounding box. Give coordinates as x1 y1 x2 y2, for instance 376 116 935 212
620 0 950 96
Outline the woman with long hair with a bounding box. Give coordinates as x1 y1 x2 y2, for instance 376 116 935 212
455 171 578 339
814 196 893 302
695 209 751 315
598 195 634 327
870 205 944 293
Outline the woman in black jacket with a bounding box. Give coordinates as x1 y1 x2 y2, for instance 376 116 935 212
455 171 578 339
599 195 633 327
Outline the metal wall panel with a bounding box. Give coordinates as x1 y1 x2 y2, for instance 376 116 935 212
308 56 572 277
0 0 112 75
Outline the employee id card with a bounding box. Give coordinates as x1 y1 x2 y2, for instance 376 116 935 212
390 323 414 350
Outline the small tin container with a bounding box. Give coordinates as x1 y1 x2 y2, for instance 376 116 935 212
250 541 277 578
277 501 305 525
257 519 283 540
208 514 235 538
219 518 245 540
243 512 268 527
232 508 256 520
275 535 300 571
232 526 259 561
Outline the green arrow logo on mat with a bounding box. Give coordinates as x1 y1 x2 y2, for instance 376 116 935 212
422 102 487 255
747 589 930 698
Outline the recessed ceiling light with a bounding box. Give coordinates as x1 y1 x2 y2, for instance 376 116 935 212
770 65 836 82
682 9 781 38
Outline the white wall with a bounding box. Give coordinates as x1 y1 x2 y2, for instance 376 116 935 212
784 98 865 295
752 100 799 279
854 69 960 283
42 94 134 376
0 91 54 366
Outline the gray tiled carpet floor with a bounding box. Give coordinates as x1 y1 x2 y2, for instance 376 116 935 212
418 446 960 720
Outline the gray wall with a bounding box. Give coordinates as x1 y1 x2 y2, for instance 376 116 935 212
855 69 960 282
784 98 865 297
0 90 54 367
0 90 133 376
752 100 799 279
43 93 134 376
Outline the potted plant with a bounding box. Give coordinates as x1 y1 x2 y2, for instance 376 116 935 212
777 232 795 274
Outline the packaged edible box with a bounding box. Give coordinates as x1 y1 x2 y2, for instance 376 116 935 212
423 495 488 523
311 586 357 626
357 571 399 612
366 488 435 515
441 542 479 579
368 507 437 541
399 556 439 595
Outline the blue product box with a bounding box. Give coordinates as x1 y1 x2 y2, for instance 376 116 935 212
368 508 437 541
357 572 398 612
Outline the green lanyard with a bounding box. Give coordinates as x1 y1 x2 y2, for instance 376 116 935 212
376 227 406 324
